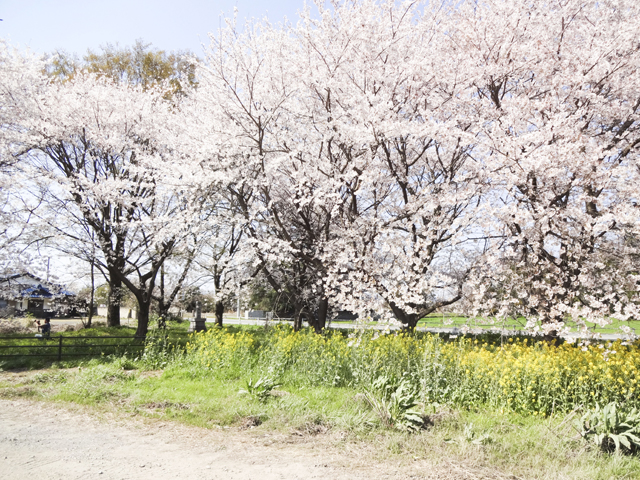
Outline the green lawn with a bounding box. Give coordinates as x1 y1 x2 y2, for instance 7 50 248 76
0 320 192 369
417 313 640 335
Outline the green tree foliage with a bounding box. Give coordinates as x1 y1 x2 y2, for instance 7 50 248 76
46 39 196 97
44 50 80 82
247 282 295 316
175 286 216 313
76 284 136 310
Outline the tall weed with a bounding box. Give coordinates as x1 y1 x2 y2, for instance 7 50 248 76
185 325 640 415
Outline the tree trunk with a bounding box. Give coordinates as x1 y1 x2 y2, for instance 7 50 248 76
87 258 95 328
293 306 303 332
541 316 561 344
388 301 419 330
135 299 151 338
107 276 121 327
157 302 168 329
404 314 419 330
116 257 165 339
158 264 166 329
215 300 224 327
313 297 329 333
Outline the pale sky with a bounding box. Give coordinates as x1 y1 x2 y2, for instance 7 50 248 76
0 0 308 57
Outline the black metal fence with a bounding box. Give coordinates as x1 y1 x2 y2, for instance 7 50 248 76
0 335 146 361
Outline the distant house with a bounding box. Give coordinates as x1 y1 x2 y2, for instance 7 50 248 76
0 273 76 318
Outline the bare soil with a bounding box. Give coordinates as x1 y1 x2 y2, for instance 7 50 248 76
0 398 506 480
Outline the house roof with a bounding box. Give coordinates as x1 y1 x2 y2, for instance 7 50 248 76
0 272 75 299
20 284 53 298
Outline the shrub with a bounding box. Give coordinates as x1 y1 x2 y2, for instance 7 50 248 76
364 376 425 431
239 376 281 403
577 402 640 454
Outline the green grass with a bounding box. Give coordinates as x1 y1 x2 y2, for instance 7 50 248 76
418 313 640 335
0 320 192 369
331 311 640 336
2 323 640 479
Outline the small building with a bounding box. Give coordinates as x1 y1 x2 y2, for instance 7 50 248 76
0 273 76 318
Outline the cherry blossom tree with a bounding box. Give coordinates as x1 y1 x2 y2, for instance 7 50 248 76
197 0 639 334
11 73 203 337
0 42 49 273
456 0 640 336
194 214 247 327
191 12 343 331
193 0 490 331
301 0 490 329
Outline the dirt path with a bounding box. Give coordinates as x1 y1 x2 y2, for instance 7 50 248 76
0 399 474 480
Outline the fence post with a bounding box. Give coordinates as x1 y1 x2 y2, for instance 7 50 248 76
58 336 63 361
